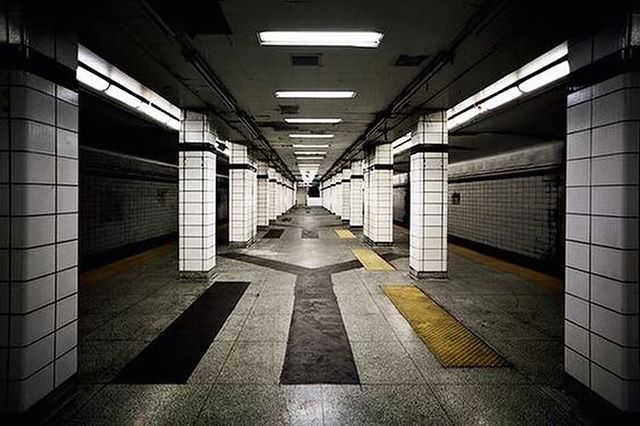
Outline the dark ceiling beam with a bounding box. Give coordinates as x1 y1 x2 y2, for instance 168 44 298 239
319 0 510 181
135 0 296 181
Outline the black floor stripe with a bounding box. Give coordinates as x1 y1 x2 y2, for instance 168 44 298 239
301 229 319 239
112 281 249 384
264 229 285 238
281 271 360 384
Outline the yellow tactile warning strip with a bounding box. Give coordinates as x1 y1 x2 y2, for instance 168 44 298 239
449 244 562 293
335 229 357 239
80 243 174 286
351 248 395 271
384 286 509 368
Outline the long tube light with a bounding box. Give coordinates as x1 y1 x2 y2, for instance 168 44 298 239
292 144 330 148
259 31 383 48
285 118 342 124
447 42 569 131
296 157 325 160
77 45 181 131
518 61 570 93
289 134 334 139
295 151 326 155
276 91 356 99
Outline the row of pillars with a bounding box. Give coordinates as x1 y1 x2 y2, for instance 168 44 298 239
320 111 449 280
177 111 295 281
1 4 638 415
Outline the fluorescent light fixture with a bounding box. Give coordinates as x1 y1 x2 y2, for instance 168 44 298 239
297 157 325 161
76 66 109 91
285 118 342 124
141 103 171 124
276 91 356 99
105 85 142 109
292 144 330 148
481 87 523 110
295 152 326 155
447 42 568 129
518 61 570 93
78 44 182 131
289 133 334 139
448 106 481 130
259 31 383 48
391 132 413 155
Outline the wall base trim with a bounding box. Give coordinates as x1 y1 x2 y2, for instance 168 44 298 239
410 268 448 281
364 236 393 247
179 269 217 283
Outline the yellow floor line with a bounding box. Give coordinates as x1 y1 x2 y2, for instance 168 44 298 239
352 248 395 271
384 285 509 368
80 243 175 286
449 244 562 293
335 229 356 239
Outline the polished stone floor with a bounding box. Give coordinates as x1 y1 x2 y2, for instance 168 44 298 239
48 207 592 425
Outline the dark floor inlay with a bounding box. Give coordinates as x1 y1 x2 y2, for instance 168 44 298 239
281 271 360 385
112 281 249 384
264 229 285 238
301 229 319 239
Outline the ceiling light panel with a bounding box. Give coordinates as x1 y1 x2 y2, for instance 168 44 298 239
285 118 342 124
276 91 356 99
294 152 326 155
259 31 383 48
289 134 334 139
292 144 330 148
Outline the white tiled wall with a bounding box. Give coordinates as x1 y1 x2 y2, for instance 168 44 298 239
257 161 269 227
564 70 640 411
349 160 364 227
342 168 351 221
0 14 79 412
409 112 448 277
178 112 216 275
268 167 276 221
228 143 257 245
364 143 393 244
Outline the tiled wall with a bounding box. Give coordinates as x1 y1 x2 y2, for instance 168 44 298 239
364 143 393 244
564 71 640 411
257 161 269 227
449 173 562 260
228 143 256 245
393 142 564 265
350 160 364 227
79 148 177 260
178 111 216 276
342 168 351 221
409 112 448 277
0 9 79 412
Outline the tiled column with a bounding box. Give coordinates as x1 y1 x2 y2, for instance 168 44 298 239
250 158 258 238
257 161 269 228
350 160 364 228
363 154 371 237
179 112 216 281
342 168 351 223
364 142 393 246
409 112 448 280
268 166 277 222
334 172 343 218
564 15 640 412
229 143 256 247
0 9 79 413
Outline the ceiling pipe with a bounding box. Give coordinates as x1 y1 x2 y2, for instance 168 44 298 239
319 0 510 182
135 0 296 181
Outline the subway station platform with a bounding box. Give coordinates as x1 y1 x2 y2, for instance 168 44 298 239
44 207 589 425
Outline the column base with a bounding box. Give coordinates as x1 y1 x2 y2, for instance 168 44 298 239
410 268 448 281
349 225 363 230
229 236 257 248
179 269 217 283
364 236 393 247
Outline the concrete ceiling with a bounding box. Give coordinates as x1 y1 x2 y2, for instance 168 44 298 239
77 0 588 182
